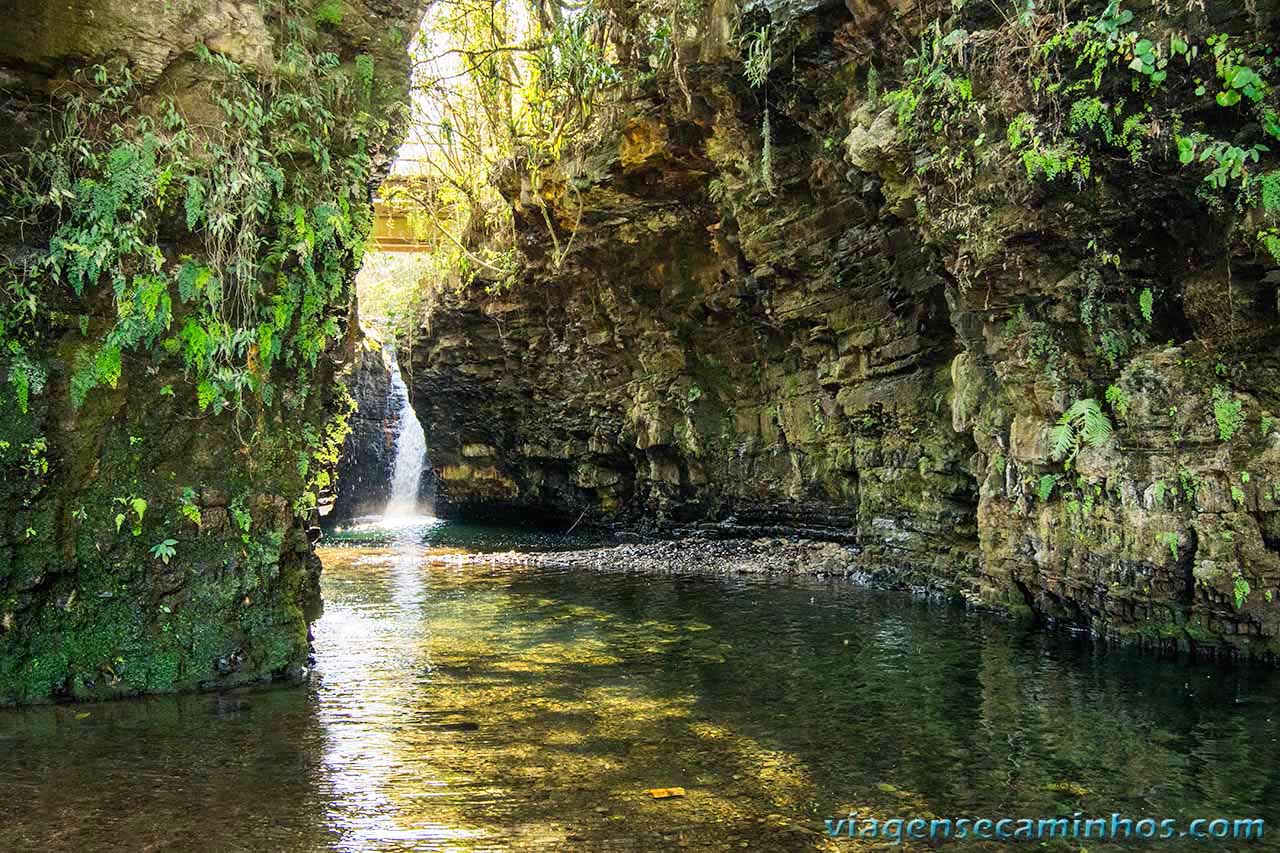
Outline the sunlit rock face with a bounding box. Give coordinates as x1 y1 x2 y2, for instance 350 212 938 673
0 0 425 703
405 0 1280 659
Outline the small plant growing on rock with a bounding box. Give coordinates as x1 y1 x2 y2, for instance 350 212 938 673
740 25 775 193
1050 398 1113 464
178 487 202 526
7 349 47 415
1178 466 1201 503
1037 473 1058 501
1138 288 1154 323
150 539 178 564
1233 572 1252 609
1105 384 1130 419
1003 306 1028 338
230 495 252 544
114 496 148 536
313 0 343 26
1212 386 1244 441
741 26 772 88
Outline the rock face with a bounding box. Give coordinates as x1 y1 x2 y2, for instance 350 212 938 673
0 0 423 702
328 335 403 523
406 0 1280 658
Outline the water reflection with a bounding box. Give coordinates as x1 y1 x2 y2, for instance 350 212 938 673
1 521 1280 851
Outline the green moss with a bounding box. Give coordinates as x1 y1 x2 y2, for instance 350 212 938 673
0 524 316 703
1183 618 1217 644
1136 619 1184 640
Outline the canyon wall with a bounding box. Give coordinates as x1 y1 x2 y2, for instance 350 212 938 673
405 0 1280 658
0 0 422 702
328 334 402 522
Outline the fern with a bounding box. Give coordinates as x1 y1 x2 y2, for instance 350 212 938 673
1261 170 1280 214
708 178 727 204
354 53 375 100
183 176 206 230
1104 384 1129 419
197 379 217 412
7 351 47 415
1213 386 1244 441
1037 473 1058 501
1262 230 1280 264
1050 398 1113 463
313 0 344 26
1050 419 1075 461
1078 400 1112 444
1138 287 1153 323
1234 573 1252 609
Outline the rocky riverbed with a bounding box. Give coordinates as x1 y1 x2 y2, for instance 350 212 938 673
453 535 864 580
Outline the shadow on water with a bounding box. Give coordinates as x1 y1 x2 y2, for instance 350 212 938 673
2 519 1280 851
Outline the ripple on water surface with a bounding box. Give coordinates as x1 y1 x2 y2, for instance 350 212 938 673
2 520 1280 851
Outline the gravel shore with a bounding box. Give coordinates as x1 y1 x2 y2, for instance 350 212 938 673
429 535 871 581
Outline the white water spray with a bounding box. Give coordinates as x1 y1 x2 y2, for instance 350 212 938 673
383 348 428 521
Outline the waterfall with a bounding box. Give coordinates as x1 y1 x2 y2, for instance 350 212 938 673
383 347 428 520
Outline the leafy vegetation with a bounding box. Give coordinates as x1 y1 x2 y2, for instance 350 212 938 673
1233 572 1252 609
2 26 379 420
881 0 1280 284
1050 399 1114 465
378 0 635 299
1037 473 1058 501
741 25 775 192
1213 386 1245 441
149 539 178 564
1104 384 1130 419
0 0 387 701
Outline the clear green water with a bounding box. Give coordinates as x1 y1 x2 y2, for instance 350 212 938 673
2 519 1279 851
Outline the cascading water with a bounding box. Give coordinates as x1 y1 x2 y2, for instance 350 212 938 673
382 347 428 521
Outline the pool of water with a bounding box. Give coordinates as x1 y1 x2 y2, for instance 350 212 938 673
322 515 602 552
2 520 1279 851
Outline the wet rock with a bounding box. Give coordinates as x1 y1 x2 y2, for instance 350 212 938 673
436 720 481 731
